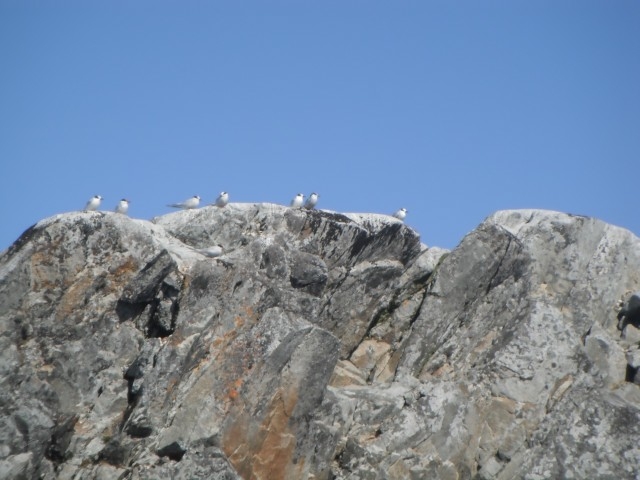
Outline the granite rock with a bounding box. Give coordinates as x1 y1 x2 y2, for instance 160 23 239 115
0 206 639 479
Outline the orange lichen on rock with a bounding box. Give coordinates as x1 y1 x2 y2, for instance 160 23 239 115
55 274 94 321
109 257 139 281
223 386 304 480
227 378 244 401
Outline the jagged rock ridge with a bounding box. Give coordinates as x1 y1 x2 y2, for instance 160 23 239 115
0 205 639 479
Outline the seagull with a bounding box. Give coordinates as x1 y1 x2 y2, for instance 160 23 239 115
196 244 223 258
215 192 229 208
84 195 103 211
290 193 305 208
304 192 319 210
168 195 201 209
393 208 407 221
115 199 130 215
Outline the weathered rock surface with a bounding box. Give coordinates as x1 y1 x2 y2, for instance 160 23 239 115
0 205 639 479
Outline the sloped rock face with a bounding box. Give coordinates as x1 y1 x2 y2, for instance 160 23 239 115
327 210 640 480
0 206 639 479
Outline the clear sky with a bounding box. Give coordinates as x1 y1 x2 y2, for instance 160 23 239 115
1 1 639 250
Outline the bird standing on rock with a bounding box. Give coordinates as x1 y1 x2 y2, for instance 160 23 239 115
84 195 103 211
115 199 130 215
290 193 305 208
393 208 407 221
215 192 229 208
304 193 319 210
168 195 201 209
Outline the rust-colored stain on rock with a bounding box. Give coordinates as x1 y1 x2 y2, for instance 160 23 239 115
30 250 76 291
56 274 94 321
110 257 139 281
223 386 303 480
227 378 244 401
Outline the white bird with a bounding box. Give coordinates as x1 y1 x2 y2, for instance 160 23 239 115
290 193 305 208
196 244 223 258
393 208 407 221
215 191 229 208
84 195 103 211
304 192 319 210
115 199 130 215
168 195 201 209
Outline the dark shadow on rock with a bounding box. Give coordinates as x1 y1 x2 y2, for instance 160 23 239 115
120 250 176 304
99 437 129 466
116 300 146 323
125 420 153 438
157 441 186 462
289 251 328 296
618 293 640 331
116 251 181 337
625 364 639 384
45 414 78 464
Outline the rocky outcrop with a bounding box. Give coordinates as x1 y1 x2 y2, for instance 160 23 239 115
0 205 639 479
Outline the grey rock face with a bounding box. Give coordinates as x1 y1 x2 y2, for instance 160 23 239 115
0 206 639 479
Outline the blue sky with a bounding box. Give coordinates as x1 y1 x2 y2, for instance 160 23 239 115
1 1 639 250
